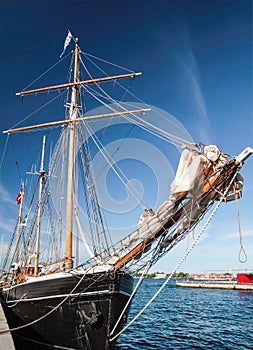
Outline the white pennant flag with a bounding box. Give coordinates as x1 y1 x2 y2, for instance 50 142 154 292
60 30 73 58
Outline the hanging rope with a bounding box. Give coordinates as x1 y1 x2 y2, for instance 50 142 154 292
235 194 247 263
0 269 90 335
7 293 27 309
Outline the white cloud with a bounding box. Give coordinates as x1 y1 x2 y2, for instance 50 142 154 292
0 210 16 233
221 229 252 240
172 21 211 143
0 183 17 233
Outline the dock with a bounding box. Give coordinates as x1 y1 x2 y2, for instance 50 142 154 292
0 304 15 349
176 280 253 291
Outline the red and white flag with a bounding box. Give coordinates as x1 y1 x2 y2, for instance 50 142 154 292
16 188 24 205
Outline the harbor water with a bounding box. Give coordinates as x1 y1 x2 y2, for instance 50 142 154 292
117 278 253 349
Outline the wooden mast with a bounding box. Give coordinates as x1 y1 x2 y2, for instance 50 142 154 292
34 135 46 276
3 39 148 271
65 38 79 270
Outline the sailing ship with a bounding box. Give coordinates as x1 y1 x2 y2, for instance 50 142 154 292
0 34 252 349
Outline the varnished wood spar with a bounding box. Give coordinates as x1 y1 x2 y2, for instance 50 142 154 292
65 40 79 270
114 162 237 270
16 72 142 96
34 136 46 276
3 109 150 134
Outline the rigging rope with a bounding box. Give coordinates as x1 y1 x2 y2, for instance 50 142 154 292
81 51 134 74
9 90 66 131
81 51 135 115
77 124 112 255
0 134 10 175
110 250 158 336
80 77 183 149
74 207 98 261
85 122 150 210
94 124 136 182
83 82 191 149
21 52 72 92
81 51 194 148
10 136 23 181
109 171 239 342
79 53 194 148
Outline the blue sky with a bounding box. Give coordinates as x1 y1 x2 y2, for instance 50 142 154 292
0 0 252 273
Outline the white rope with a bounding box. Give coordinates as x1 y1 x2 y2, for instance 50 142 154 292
10 90 66 130
109 171 238 342
74 206 99 262
110 259 153 336
79 54 194 148
81 51 195 148
22 52 72 91
0 134 10 173
85 83 190 148
85 122 149 209
81 51 134 74
81 83 185 151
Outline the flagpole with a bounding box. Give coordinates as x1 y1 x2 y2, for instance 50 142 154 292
14 186 24 264
34 136 46 276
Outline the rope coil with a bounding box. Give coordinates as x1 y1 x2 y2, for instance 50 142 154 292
235 195 247 263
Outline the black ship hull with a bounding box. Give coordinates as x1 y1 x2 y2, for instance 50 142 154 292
0 270 133 349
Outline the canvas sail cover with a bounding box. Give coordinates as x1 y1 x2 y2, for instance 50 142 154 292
170 145 227 196
119 145 228 253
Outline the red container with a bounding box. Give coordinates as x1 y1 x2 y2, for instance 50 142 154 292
237 273 253 283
